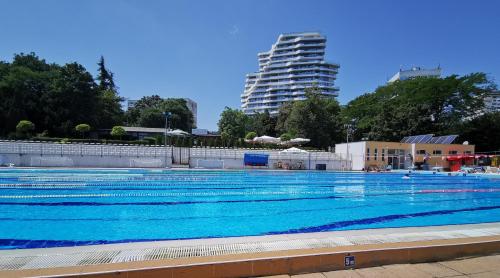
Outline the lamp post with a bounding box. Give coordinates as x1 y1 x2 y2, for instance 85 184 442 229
164 112 172 167
344 122 354 171
164 112 172 147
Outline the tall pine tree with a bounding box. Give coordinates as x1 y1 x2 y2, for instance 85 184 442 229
97 56 116 91
95 56 123 128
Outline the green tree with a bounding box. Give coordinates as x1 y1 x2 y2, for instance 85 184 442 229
126 95 193 131
137 108 164 127
0 53 124 137
16 120 35 138
342 73 496 141
110 126 126 139
95 56 123 128
279 86 342 149
220 131 231 147
96 89 124 128
250 110 277 136
275 102 294 135
97 56 116 91
49 63 101 135
457 112 500 152
163 98 194 131
245 131 257 140
280 133 293 142
75 124 91 138
218 107 250 139
0 53 56 135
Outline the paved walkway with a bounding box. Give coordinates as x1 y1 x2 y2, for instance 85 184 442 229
261 254 500 278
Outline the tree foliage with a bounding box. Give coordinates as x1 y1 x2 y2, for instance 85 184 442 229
457 112 500 152
110 126 126 138
126 95 193 131
280 133 292 141
277 86 343 149
245 131 257 140
218 107 250 139
16 120 35 137
75 124 91 138
250 110 277 136
218 86 343 149
0 53 124 137
342 73 496 141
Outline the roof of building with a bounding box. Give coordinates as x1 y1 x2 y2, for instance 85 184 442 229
122 127 165 133
400 134 458 144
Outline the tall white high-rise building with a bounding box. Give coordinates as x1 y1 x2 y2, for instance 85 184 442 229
241 32 339 115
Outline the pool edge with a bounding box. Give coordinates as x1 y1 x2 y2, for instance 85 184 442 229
1 223 500 277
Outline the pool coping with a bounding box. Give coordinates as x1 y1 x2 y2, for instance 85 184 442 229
1 222 500 277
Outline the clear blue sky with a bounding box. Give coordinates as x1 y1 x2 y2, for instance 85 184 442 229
1 0 499 130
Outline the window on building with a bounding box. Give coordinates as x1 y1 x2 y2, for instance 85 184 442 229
374 148 378 160
417 150 426 155
433 150 442 155
449 150 458 155
366 148 370 161
382 149 385 161
464 151 472 154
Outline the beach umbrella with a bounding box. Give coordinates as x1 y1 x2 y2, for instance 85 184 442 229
253 135 281 144
289 138 310 145
167 129 189 136
280 147 308 153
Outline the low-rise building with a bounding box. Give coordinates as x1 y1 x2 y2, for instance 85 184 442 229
388 66 441 83
335 134 475 171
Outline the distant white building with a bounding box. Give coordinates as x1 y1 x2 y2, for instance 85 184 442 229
191 128 208 136
127 98 198 127
388 66 441 83
127 99 138 109
484 91 500 112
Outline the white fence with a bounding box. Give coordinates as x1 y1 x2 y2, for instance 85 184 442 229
0 141 350 170
0 141 170 168
189 147 348 170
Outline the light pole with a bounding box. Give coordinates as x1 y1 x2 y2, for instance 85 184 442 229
164 112 172 167
164 112 171 147
344 123 354 171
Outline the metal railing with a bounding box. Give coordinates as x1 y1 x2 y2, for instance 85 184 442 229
0 140 169 158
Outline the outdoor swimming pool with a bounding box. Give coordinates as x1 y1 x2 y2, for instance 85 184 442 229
0 169 499 249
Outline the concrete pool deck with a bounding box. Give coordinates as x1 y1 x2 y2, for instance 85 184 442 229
271 254 500 277
0 222 499 277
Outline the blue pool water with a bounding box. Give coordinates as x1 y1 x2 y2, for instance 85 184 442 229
0 169 499 249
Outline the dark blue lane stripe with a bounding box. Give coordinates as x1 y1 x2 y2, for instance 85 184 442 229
265 205 500 235
1 197 498 222
0 195 343 206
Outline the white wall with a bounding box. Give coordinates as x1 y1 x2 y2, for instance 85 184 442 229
335 142 366 170
0 141 171 168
